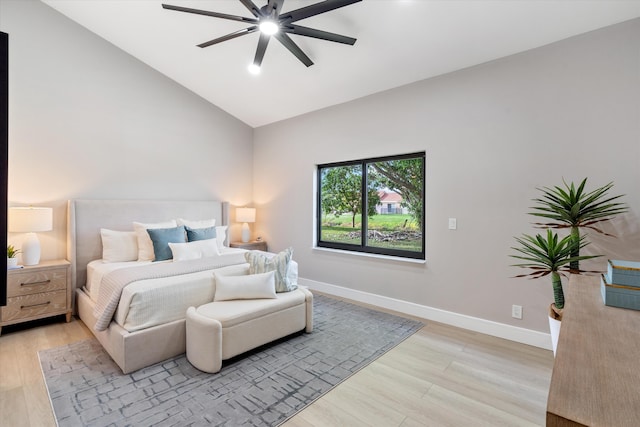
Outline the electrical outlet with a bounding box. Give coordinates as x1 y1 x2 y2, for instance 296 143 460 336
512 305 523 319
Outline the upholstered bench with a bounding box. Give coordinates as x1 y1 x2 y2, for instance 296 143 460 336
186 286 313 373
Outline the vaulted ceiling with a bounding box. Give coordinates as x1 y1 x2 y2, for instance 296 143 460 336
42 0 640 127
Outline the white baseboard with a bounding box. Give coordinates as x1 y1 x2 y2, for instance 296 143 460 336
300 278 552 351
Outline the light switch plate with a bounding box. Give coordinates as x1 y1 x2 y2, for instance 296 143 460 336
512 305 523 319
448 218 457 230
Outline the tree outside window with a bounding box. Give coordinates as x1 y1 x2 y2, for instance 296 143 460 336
317 152 425 260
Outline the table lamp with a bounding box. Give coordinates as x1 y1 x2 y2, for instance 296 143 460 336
8 206 53 265
236 207 256 243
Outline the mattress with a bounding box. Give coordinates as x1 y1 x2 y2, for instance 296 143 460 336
85 248 299 332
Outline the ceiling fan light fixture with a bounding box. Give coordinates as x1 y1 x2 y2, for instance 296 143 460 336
248 63 261 75
258 19 279 35
163 0 362 71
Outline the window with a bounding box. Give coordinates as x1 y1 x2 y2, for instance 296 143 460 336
317 152 425 260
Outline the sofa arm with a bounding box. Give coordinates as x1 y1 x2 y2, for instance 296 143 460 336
186 306 223 373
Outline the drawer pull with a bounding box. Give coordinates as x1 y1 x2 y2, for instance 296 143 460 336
21 280 51 287
21 301 51 309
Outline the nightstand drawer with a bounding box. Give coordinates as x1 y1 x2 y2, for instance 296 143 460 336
1 290 67 323
7 267 67 297
1 259 71 334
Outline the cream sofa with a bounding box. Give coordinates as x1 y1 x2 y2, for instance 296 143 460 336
186 287 313 373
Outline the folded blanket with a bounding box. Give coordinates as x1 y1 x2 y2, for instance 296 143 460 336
93 252 247 331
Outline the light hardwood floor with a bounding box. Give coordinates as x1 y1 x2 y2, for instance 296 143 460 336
0 301 554 427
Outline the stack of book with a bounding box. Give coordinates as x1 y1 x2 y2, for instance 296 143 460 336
601 260 640 310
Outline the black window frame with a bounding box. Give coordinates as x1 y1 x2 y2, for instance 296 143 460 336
316 152 426 260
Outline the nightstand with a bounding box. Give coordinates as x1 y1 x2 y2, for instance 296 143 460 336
230 240 268 251
1 259 72 335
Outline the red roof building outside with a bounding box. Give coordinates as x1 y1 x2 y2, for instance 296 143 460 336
376 190 408 214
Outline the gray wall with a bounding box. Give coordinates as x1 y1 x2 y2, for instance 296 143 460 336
1 0 254 260
253 18 640 333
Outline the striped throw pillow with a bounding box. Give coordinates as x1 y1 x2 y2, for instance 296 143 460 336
244 247 297 292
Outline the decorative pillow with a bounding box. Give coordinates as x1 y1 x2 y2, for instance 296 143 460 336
100 229 138 263
146 226 186 262
244 247 297 292
213 271 277 301
215 226 228 249
133 220 178 261
177 218 216 229
186 225 216 242
169 238 220 261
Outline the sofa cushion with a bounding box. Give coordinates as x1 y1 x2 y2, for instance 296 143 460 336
195 289 306 328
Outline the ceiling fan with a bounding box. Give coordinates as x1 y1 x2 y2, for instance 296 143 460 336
162 0 362 73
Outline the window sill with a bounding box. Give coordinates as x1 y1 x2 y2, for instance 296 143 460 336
312 246 426 264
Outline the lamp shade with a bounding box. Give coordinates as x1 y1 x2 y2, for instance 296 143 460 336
236 207 256 223
8 207 53 232
8 207 52 265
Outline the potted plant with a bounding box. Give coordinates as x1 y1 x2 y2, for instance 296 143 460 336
529 178 627 272
511 229 599 354
7 244 20 268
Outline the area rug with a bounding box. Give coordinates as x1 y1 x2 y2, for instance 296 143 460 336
39 294 422 427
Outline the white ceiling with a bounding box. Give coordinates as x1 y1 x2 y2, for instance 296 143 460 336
41 0 640 128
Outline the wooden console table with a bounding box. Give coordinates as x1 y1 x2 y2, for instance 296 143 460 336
546 274 640 426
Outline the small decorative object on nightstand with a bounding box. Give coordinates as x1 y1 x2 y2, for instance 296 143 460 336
230 240 267 252
7 244 20 269
0 259 72 335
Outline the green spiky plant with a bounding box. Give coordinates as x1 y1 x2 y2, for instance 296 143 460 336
7 244 20 258
529 178 627 273
511 229 600 317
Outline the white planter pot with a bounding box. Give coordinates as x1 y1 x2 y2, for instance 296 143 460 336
7 257 18 268
549 315 561 356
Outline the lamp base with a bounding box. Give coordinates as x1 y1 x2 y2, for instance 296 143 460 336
241 223 251 243
21 232 41 265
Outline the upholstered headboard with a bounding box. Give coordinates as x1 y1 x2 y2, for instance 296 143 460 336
67 199 229 294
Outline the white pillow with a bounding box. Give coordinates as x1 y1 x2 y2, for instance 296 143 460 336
133 220 178 261
244 247 297 292
213 271 277 301
100 229 138 262
168 238 220 262
176 218 216 229
215 226 228 249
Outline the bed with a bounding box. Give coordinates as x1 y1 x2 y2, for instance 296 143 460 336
68 199 296 373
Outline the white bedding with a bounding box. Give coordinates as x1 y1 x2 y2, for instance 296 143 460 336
85 248 299 332
115 262 249 331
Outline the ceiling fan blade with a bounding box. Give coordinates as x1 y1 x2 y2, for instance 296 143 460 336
162 4 258 24
252 33 271 67
284 24 356 45
198 26 258 48
238 0 262 18
265 0 284 18
274 32 314 67
280 0 362 23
